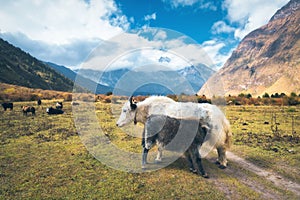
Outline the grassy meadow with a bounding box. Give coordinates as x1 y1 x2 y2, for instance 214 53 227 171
0 99 299 199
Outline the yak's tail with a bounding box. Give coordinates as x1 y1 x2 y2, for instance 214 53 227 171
223 118 232 149
199 109 232 157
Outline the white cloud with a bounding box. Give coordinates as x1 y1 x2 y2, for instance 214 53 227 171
162 0 199 7
0 0 131 67
201 39 233 69
0 0 128 45
223 0 290 40
162 0 217 10
0 32 101 67
153 30 168 41
144 13 156 21
211 21 235 34
82 28 214 72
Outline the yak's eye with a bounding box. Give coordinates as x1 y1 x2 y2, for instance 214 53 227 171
122 109 127 113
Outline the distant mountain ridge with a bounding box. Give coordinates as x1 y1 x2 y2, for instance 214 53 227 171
46 62 112 94
46 62 77 81
0 30 214 95
177 65 214 93
0 38 74 92
199 0 300 97
76 64 215 95
0 29 214 95
74 68 129 87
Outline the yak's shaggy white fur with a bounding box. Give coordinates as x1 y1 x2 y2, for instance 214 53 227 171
116 96 232 167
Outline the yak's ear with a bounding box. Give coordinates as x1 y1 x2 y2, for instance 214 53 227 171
131 103 137 110
129 96 137 110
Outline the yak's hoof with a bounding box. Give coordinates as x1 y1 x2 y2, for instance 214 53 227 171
201 173 209 179
142 165 146 170
189 168 197 174
155 159 162 163
215 161 227 169
218 165 227 169
215 160 221 165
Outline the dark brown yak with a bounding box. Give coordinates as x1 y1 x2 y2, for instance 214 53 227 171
142 114 209 178
22 106 35 116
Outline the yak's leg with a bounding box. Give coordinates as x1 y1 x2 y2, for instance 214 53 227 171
144 126 154 150
184 151 196 173
216 146 227 169
141 129 149 168
141 129 148 169
142 125 157 168
188 147 209 178
155 142 163 163
142 148 149 169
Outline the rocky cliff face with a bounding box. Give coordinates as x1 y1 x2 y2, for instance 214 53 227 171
199 0 300 97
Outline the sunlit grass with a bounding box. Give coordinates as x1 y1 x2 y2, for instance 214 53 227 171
0 101 299 199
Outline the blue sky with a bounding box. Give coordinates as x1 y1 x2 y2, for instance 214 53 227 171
0 0 289 70
114 0 224 42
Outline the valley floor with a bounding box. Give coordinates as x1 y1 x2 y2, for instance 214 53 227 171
0 101 299 199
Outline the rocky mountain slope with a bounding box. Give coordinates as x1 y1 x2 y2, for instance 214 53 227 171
199 0 300 97
0 38 74 92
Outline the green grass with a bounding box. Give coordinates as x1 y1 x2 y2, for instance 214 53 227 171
226 105 300 183
0 101 299 199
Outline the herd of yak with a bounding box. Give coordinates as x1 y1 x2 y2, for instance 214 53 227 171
2 96 231 178
1 100 66 115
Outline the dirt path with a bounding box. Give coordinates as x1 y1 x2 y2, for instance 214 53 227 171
207 151 300 199
226 151 300 196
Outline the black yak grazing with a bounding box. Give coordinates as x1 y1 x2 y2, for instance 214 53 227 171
46 107 64 115
37 99 42 106
2 102 13 111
